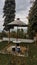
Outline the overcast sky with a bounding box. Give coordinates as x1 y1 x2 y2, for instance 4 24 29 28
0 0 33 31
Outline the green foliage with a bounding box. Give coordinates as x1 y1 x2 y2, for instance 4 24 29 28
2 31 8 37
2 29 27 38
3 0 15 25
3 0 15 32
0 33 3 39
28 0 37 38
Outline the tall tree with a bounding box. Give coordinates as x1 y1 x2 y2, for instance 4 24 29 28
28 0 37 39
3 0 15 26
3 0 15 43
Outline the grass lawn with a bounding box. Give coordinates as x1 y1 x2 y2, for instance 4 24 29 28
0 41 37 65
0 41 17 50
0 54 31 65
0 41 9 50
0 54 12 65
0 54 37 65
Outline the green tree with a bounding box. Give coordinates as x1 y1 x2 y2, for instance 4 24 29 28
3 0 15 43
20 29 24 38
3 0 15 25
28 0 37 39
17 29 21 38
2 30 8 37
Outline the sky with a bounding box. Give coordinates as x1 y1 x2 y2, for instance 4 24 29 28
0 0 33 31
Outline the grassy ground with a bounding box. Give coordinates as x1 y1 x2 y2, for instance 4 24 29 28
0 54 32 65
0 41 13 50
0 54 37 65
0 41 9 50
0 41 37 65
0 54 12 65
28 44 37 65
0 41 29 50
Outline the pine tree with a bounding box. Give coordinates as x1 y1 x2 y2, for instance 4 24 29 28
3 0 15 26
28 0 37 39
